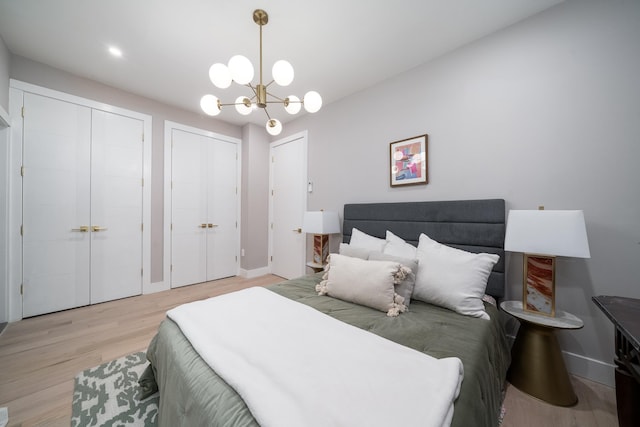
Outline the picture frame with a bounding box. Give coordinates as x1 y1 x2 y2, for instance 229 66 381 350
523 254 556 317
390 134 428 187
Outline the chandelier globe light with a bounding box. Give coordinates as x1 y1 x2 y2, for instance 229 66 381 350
201 9 322 136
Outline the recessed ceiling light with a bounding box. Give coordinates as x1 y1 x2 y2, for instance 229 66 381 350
108 46 123 57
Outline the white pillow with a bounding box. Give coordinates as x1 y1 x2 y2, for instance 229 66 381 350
316 253 409 317
368 252 417 307
413 233 499 320
349 228 386 252
338 243 371 260
384 230 418 259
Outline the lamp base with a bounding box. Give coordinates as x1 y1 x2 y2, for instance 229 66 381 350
313 234 329 265
523 254 556 317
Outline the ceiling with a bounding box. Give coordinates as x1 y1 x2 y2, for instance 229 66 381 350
0 0 564 128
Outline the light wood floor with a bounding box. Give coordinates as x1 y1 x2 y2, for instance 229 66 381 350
0 275 618 427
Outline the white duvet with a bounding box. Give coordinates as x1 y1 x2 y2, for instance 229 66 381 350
167 286 464 427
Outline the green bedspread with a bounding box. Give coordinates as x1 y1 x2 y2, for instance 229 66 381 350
146 274 510 427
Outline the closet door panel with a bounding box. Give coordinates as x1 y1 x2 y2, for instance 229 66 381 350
22 93 91 317
206 139 238 281
171 130 207 287
90 110 144 303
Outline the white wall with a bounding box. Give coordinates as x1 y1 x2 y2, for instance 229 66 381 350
281 0 640 385
0 35 9 322
0 34 9 111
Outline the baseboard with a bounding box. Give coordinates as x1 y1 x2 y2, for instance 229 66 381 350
239 266 270 279
564 350 615 387
505 333 615 387
143 280 169 295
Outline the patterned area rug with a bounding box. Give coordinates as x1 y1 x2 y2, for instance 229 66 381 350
72 352 158 427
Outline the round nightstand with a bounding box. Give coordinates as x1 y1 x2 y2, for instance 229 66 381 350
306 262 325 273
500 300 583 407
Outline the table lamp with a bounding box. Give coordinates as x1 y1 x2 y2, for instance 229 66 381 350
504 208 590 317
302 211 341 266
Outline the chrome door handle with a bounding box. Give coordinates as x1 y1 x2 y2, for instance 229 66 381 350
72 226 89 232
91 226 108 232
292 228 302 233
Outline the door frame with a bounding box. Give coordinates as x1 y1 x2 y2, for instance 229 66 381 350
163 121 242 289
268 130 308 278
0 106 10 323
7 79 152 321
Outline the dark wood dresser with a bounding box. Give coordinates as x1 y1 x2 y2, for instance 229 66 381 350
592 296 640 427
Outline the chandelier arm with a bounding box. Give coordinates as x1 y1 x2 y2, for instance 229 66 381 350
263 107 272 121
265 80 276 88
246 84 258 97
265 92 287 102
218 100 252 107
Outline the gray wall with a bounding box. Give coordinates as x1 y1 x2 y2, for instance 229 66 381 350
10 55 242 283
282 0 640 382
241 123 270 270
0 35 9 111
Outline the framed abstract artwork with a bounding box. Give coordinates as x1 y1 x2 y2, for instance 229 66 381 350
389 134 428 187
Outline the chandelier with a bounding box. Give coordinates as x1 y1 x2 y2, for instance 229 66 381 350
200 9 322 136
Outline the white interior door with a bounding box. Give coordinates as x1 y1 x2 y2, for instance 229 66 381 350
171 129 208 287
270 133 307 279
90 110 144 303
22 93 91 317
206 140 238 281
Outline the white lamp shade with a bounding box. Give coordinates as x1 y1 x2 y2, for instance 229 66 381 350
303 91 322 113
302 211 341 234
504 210 590 258
284 95 301 114
209 63 232 89
228 55 254 85
266 118 282 136
200 94 221 116
272 60 294 86
235 96 253 115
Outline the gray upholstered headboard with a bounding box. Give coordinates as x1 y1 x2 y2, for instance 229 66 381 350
342 199 506 299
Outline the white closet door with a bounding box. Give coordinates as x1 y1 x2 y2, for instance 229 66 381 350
206 140 238 281
171 129 208 287
270 136 306 279
22 93 91 317
90 110 144 303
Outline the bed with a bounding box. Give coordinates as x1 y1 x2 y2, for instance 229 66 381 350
144 199 511 427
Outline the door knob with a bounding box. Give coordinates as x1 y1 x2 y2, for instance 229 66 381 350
91 226 108 232
208 224 218 228
71 226 89 232
292 228 302 233
199 223 208 229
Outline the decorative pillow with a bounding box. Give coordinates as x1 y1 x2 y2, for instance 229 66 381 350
384 230 418 259
339 243 371 260
349 228 387 252
368 252 417 307
482 294 497 307
316 254 409 317
413 233 499 320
